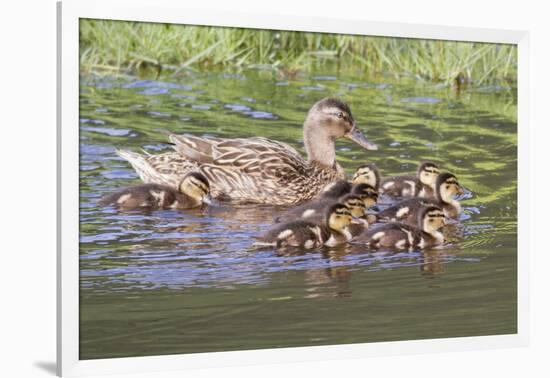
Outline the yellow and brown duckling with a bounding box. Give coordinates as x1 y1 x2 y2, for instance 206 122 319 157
376 172 464 226
118 98 378 205
354 205 446 250
99 172 211 210
256 203 361 249
274 184 378 224
352 163 381 191
380 161 440 198
290 163 380 224
319 163 380 199
351 183 379 212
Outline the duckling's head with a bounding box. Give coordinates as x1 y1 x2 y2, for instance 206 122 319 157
352 163 380 189
178 172 211 203
418 161 441 187
419 206 446 234
435 172 464 203
304 98 378 167
350 183 379 208
339 194 367 218
326 203 354 233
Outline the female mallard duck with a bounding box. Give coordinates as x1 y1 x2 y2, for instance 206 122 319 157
380 161 440 198
255 203 360 249
376 172 464 226
353 205 446 249
319 163 380 199
98 172 211 210
118 98 378 205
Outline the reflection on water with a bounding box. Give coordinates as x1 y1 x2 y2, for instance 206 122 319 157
79 70 517 359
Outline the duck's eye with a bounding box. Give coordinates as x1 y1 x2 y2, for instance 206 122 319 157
337 112 345 119
446 185 450 189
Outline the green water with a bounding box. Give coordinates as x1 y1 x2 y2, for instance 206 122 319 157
79 70 517 359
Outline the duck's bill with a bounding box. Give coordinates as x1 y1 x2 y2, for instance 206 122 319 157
202 194 213 205
345 125 378 150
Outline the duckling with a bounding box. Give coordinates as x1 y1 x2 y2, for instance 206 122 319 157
376 172 464 226
318 180 353 199
99 172 211 210
354 205 446 249
290 165 380 223
274 184 377 224
351 163 381 191
350 183 379 210
318 163 380 199
380 161 440 198
256 203 359 249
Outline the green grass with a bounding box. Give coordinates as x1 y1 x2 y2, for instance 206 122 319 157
80 19 517 86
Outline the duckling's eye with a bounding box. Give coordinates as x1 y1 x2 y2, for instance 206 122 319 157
446 185 450 189
337 112 345 119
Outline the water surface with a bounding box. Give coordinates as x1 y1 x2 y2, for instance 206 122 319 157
79 70 517 359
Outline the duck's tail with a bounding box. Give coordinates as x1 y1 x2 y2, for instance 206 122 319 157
97 192 119 207
116 149 151 180
116 149 168 186
117 149 198 188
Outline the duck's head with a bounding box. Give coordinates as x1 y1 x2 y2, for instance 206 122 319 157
417 161 441 187
352 163 380 189
178 172 211 204
435 172 464 203
326 203 355 233
419 205 446 234
350 183 379 208
304 98 378 167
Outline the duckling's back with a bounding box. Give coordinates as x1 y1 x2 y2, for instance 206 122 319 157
98 184 177 209
257 220 329 249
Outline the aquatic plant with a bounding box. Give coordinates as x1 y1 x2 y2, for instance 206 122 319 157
80 19 517 86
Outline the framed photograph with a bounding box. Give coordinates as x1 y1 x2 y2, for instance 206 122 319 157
58 0 529 376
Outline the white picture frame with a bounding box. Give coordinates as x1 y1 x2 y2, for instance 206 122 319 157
57 0 529 376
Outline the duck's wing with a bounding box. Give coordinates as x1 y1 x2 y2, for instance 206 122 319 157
170 134 306 173
169 134 315 204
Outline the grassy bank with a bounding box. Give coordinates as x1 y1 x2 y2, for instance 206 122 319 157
80 19 517 86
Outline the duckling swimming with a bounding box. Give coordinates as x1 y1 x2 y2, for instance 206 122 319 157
256 203 359 249
380 161 440 198
319 163 380 199
286 165 380 223
274 184 377 225
354 205 446 249
376 172 463 226
350 183 379 210
352 163 381 191
99 172 211 210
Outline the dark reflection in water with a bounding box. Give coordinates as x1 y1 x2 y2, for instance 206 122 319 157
79 70 517 359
